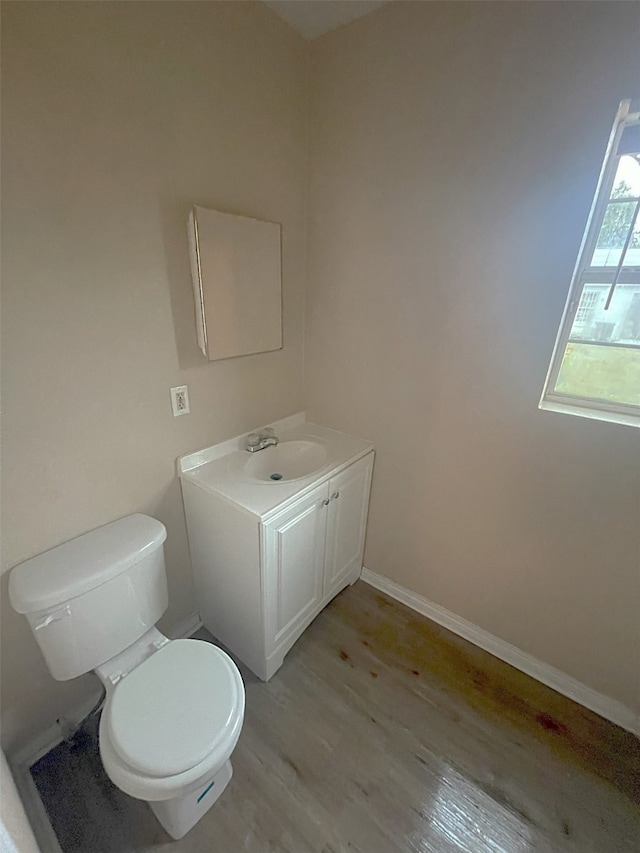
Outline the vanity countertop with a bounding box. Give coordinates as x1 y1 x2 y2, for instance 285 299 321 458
178 415 374 520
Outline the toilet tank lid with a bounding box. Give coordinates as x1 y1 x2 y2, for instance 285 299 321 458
9 514 167 614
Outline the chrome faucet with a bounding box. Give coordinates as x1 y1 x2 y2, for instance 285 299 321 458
245 427 279 452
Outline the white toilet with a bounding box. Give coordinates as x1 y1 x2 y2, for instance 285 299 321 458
9 513 245 840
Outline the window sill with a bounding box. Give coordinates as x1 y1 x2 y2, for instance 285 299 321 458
539 397 640 428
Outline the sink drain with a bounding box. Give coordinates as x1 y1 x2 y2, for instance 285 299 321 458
270 473 283 481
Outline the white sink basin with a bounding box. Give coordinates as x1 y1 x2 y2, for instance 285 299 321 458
243 440 328 483
178 417 375 517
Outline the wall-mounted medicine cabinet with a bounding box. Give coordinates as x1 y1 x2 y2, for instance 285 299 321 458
187 205 283 361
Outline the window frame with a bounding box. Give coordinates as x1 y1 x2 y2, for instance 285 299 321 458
539 99 640 428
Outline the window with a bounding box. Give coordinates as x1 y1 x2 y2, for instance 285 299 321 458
540 100 640 427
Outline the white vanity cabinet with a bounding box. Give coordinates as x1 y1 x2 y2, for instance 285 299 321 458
263 455 374 663
179 419 374 682
262 483 327 657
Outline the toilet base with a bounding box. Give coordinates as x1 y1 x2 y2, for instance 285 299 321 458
149 759 233 840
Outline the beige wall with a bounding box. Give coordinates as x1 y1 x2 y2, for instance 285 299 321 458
2 0 639 759
1 0 307 752
305 2 640 712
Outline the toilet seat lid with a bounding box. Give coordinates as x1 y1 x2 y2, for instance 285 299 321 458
106 639 244 778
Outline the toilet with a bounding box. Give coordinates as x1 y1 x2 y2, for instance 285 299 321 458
9 513 245 840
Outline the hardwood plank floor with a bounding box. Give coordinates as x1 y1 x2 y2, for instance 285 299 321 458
31 580 640 852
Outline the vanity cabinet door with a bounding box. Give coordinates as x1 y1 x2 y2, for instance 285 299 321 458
323 453 374 599
263 483 329 651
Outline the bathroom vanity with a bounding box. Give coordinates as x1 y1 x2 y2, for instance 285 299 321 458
178 415 374 680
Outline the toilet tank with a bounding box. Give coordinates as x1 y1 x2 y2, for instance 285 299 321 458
9 514 168 681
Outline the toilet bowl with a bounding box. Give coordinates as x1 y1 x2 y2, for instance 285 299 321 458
9 514 245 840
96 632 244 839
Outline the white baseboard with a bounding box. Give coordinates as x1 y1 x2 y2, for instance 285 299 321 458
10 689 104 771
10 759 63 853
361 568 640 737
168 610 203 640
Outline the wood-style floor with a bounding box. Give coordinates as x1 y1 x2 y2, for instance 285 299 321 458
32 580 640 852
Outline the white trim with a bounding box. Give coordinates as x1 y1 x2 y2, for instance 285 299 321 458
541 100 629 402
10 690 104 771
8 759 63 853
361 568 640 736
167 610 203 640
539 99 640 425
539 397 640 428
